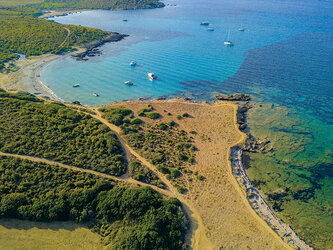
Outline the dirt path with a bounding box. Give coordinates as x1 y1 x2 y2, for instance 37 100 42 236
59 27 71 47
0 151 170 197
90 108 213 250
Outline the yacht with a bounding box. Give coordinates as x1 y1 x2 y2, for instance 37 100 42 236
93 93 99 97
200 21 209 26
130 61 137 66
148 72 157 80
72 84 80 88
224 31 234 46
125 81 134 86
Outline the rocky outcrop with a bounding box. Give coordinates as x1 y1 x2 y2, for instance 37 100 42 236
237 101 252 131
72 33 128 61
241 134 273 153
215 93 251 101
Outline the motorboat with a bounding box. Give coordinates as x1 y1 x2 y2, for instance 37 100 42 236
148 72 157 80
130 61 137 66
125 81 134 86
207 27 215 31
123 19 128 22
93 93 99 97
200 21 209 26
239 26 245 31
72 84 80 88
224 31 234 46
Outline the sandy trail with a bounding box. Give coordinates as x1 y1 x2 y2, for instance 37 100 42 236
0 151 170 197
59 27 71 47
89 108 213 249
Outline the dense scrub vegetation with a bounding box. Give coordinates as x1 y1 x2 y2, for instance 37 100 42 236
33 0 164 10
100 105 197 192
129 159 166 189
0 90 126 176
0 9 109 70
0 156 186 249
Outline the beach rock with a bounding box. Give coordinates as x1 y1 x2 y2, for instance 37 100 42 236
155 96 167 100
214 93 252 101
236 102 252 130
241 134 272 153
73 33 128 61
72 101 81 105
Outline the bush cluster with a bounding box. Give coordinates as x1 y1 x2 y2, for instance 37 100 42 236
0 91 126 176
0 156 186 249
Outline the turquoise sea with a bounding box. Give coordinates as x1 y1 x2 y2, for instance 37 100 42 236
42 0 332 248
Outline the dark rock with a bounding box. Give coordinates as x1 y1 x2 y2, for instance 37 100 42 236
241 134 273 153
214 93 252 101
72 101 81 105
72 33 129 61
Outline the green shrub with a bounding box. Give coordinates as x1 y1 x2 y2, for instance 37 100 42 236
146 112 161 120
182 113 190 118
157 165 170 174
158 123 168 130
170 168 182 178
176 115 182 120
197 175 205 181
168 120 176 127
177 153 188 161
130 118 143 125
174 184 187 194
102 107 132 126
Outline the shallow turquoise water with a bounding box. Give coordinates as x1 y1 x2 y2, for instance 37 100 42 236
42 0 313 106
42 0 333 247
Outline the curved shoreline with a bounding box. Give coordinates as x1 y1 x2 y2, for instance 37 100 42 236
230 146 312 249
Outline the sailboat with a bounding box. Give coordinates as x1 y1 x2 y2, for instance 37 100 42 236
224 31 234 46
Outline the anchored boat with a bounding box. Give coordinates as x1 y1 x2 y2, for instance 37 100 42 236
130 61 137 66
148 72 157 80
125 81 134 86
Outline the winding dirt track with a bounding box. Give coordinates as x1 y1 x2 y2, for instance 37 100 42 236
59 27 71 47
0 151 170 197
90 109 213 249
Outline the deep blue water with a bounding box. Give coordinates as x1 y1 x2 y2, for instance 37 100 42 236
42 0 333 247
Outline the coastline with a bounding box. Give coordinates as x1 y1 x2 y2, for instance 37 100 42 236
102 99 292 249
0 33 127 102
38 10 90 19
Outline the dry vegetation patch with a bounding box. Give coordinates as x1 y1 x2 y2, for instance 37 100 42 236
103 99 288 249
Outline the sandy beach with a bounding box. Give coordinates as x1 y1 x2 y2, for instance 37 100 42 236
0 53 66 101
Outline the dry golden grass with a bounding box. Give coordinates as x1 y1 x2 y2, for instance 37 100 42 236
105 99 289 249
0 218 103 250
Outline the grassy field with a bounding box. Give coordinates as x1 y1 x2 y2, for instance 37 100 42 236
0 0 42 7
0 218 103 249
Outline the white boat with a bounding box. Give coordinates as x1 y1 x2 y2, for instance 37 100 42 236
207 27 214 31
224 31 234 46
239 25 245 31
148 72 157 80
72 84 80 88
93 93 99 97
130 61 137 66
125 81 134 86
200 21 209 26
